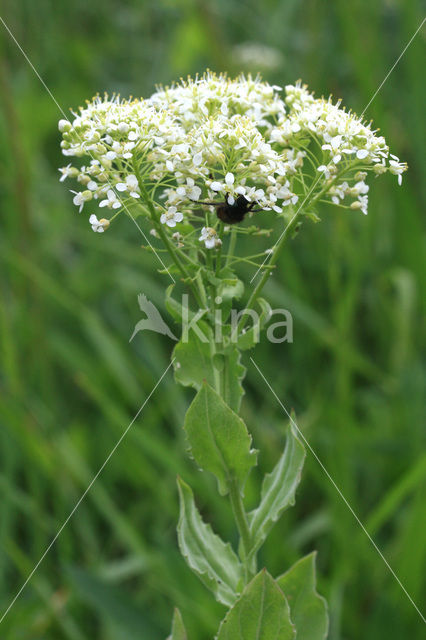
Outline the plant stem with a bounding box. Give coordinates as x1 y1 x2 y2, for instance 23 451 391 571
215 222 224 275
225 228 237 267
238 208 301 333
228 476 254 582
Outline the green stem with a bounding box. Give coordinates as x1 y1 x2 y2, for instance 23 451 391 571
225 228 237 267
238 208 301 333
206 286 254 581
215 222 224 275
228 476 254 582
238 171 351 332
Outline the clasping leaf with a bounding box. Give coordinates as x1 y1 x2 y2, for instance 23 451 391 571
216 569 295 639
277 553 328 640
248 425 305 559
183 383 257 495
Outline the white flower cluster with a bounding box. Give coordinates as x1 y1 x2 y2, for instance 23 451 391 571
270 81 407 214
58 73 407 245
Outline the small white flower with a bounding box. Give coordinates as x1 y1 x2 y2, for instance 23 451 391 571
59 164 75 182
199 226 220 249
351 181 369 196
358 195 368 215
225 172 235 186
175 178 202 201
72 192 85 212
70 190 92 212
389 159 406 185
322 134 343 163
116 174 140 198
330 181 349 204
351 195 368 215
160 206 184 227
318 164 333 179
193 152 203 166
99 189 121 209
89 214 110 232
356 149 369 160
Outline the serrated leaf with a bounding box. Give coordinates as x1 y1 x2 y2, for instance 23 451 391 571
221 347 246 411
184 383 257 495
248 425 305 559
216 570 295 640
167 608 188 640
177 477 242 606
277 553 328 640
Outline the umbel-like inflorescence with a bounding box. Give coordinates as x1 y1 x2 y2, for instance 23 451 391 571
58 72 406 247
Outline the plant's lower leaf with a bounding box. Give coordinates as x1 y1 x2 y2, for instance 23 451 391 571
277 553 328 640
216 569 295 640
177 477 242 606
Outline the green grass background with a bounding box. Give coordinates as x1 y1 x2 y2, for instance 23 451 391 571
0 1 425 638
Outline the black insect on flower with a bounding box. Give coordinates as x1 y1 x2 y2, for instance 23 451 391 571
195 194 261 224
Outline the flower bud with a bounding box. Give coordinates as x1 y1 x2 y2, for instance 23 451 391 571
373 164 387 175
58 119 71 132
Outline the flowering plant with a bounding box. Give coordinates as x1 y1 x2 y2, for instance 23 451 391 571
59 73 406 638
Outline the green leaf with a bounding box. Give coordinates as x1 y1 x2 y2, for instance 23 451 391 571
177 477 242 606
248 425 305 558
165 285 204 324
167 608 188 640
173 333 246 412
216 569 295 640
184 383 257 495
173 322 216 390
217 276 244 301
234 298 272 351
277 553 328 640
221 346 246 411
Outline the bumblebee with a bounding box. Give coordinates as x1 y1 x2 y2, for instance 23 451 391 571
196 194 260 224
